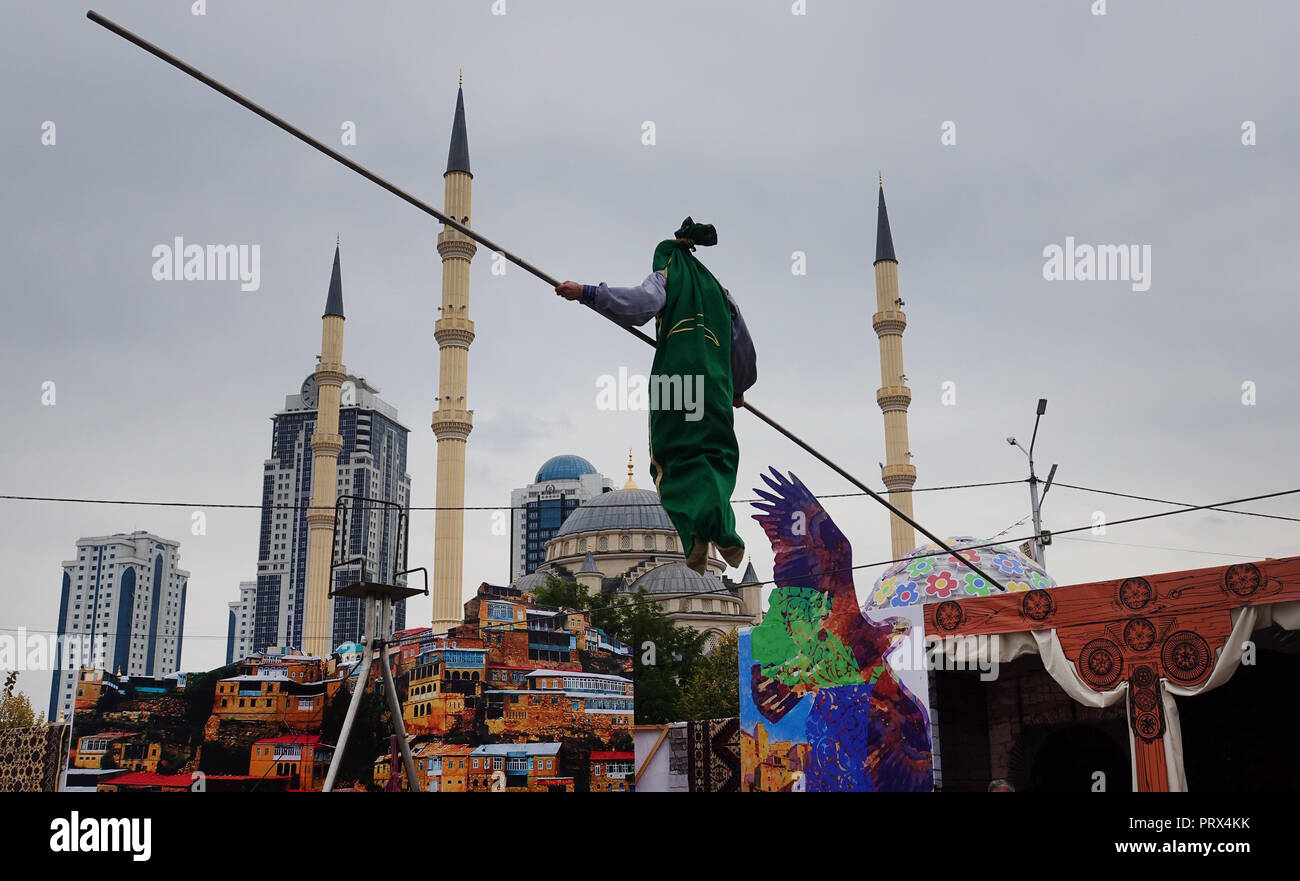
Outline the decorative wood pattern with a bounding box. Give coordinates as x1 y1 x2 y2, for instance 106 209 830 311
924 556 1300 791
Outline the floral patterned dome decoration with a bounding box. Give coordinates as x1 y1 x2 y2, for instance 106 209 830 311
867 536 1056 610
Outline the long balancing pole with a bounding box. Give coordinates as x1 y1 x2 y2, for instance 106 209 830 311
85 9 1006 593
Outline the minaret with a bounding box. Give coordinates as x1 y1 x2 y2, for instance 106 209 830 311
873 178 917 559
431 77 476 632
303 240 347 658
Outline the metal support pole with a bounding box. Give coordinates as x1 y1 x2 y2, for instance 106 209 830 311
1027 399 1047 567
377 595 421 792
1028 469 1045 568
322 593 375 792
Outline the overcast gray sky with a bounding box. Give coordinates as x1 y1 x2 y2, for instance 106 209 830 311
3 0 1298 707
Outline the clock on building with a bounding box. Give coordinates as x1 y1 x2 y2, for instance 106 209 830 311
300 373 318 409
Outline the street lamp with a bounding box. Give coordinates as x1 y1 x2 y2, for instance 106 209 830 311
1006 398 1057 568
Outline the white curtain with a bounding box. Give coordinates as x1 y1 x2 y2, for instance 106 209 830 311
934 598 1300 791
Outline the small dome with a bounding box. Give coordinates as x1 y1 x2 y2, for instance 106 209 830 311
627 562 723 595
513 572 552 594
866 536 1056 610
335 642 365 655
553 488 673 537
535 455 598 483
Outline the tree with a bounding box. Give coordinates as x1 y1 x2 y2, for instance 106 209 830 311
533 575 592 612
0 671 41 729
676 628 740 720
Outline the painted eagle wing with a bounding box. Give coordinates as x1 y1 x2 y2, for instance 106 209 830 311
750 467 853 598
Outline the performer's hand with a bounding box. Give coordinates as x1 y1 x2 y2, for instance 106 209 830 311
733 393 745 408
555 281 583 301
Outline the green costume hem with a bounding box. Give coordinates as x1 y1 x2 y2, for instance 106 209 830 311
648 218 745 568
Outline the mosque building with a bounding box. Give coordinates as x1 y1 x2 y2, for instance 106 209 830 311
513 454 763 652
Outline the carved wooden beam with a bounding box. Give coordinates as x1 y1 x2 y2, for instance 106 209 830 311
923 556 1300 791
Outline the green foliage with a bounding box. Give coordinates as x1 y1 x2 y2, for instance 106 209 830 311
676 628 740 721
0 671 40 729
533 575 591 610
614 588 706 724
535 575 621 634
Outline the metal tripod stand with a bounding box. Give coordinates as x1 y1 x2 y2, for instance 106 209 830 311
321 495 427 793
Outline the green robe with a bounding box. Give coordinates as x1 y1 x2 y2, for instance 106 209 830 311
648 237 745 566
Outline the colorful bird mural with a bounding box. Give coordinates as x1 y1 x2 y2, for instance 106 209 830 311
745 467 933 791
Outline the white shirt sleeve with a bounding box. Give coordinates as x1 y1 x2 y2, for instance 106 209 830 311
580 272 667 328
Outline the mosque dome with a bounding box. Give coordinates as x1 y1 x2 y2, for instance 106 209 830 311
627 562 723 595
865 536 1056 610
513 571 552 594
553 487 674 537
535 455 598 483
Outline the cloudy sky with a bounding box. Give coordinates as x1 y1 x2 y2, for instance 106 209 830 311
3 0 1297 707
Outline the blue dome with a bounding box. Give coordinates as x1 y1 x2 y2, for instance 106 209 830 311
535 455 598 483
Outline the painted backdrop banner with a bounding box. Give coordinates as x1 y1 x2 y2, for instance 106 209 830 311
739 468 933 792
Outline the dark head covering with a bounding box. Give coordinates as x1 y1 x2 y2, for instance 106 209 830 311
654 217 717 270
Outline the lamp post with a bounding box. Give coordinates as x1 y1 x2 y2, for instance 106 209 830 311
1006 398 1057 568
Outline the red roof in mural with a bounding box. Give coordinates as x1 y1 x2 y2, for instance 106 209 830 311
102 772 193 786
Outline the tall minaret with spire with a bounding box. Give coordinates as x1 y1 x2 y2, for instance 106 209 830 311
303 240 347 658
431 76 476 632
873 178 917 559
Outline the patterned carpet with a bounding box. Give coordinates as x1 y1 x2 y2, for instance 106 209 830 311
0 724 68 792
686 717 740 792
